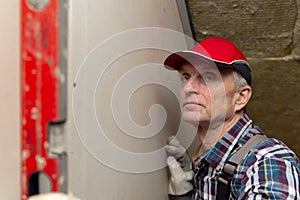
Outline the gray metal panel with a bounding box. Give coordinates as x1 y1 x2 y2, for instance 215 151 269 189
59 0 69 121
68 0 195 199
176 0 196 48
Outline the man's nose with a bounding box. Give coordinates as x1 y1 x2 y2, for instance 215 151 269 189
183 78 199 94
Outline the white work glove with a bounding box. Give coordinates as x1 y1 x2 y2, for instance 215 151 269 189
28 192 80 200
166 136 192 171
167 156 194 195
166 136 194 196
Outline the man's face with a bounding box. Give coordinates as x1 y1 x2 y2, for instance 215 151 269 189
179 60 237 127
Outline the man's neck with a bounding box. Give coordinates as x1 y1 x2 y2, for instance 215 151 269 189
197 111 244 149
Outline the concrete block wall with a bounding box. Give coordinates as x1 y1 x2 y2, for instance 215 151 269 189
187 0 300 156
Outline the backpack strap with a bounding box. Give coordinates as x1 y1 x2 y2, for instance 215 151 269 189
216 134 268 200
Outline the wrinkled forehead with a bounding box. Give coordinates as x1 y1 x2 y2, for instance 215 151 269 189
178 58 219 73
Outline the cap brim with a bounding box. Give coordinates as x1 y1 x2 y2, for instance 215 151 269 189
164 51 225 70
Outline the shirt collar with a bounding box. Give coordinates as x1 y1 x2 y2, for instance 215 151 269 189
194 113 253 171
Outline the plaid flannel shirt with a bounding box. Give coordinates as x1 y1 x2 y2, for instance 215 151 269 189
193 114 300 199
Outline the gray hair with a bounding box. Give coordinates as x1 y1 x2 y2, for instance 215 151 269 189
232 70 249 91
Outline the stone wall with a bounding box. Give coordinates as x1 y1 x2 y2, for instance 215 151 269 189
187 0 300 156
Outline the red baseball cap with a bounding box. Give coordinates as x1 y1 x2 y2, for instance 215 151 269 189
164 37 252 85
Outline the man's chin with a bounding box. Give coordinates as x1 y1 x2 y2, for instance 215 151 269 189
182 114 201 125
182 112 212 125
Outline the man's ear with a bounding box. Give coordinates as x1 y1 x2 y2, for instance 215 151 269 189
234 85 252 112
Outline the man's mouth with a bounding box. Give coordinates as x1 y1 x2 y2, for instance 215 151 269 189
182 101 204 109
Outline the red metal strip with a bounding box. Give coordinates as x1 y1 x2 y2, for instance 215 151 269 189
21 0 60 199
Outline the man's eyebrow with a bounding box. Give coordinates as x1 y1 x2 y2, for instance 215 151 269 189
200 69 219 74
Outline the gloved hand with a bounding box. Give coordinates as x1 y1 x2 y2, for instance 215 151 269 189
28 192 80 200
167 156 194 195
166 136 192 171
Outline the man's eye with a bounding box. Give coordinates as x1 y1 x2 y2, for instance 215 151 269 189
180 73 190 82
203 73 217 82
183 75 189 80
205 75 214 81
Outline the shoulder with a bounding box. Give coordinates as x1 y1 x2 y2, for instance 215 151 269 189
232 137 300 199
239 137 300 172
234 138 300 199
251 138 299 164
238 125 299 165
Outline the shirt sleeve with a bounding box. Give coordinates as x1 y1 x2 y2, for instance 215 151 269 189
241 156 300 199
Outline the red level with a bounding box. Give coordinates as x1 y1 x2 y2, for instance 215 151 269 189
21 0 62 199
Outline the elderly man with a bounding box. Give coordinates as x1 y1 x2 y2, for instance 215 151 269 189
164 37 300 199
